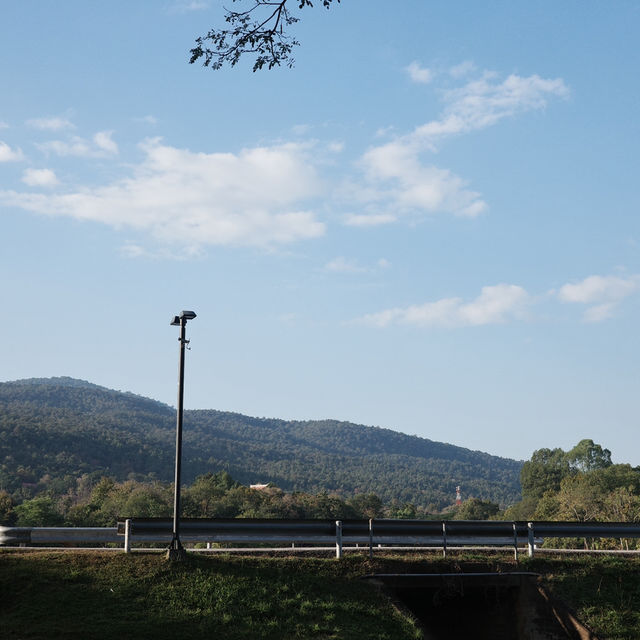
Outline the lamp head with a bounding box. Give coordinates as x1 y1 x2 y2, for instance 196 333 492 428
170 310 196 326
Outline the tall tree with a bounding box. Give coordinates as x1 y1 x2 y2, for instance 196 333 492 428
520 447 571 501
566 439 612 473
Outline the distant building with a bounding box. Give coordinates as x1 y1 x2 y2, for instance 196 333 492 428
250 483 270 491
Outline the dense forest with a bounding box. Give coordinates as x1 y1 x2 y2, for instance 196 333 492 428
2 378 639 540
506 439 640 525
0 377 522 511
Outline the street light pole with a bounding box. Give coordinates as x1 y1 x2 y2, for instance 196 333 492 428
167 310 196 561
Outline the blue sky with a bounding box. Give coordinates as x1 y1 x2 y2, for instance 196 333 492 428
1 1 639 465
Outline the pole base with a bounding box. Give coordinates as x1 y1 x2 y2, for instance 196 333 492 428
166 547 188 561
166 536 187 561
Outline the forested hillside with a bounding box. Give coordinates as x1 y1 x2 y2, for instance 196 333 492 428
0 377 522 509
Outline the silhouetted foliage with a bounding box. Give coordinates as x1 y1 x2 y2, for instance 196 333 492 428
190 0 340 71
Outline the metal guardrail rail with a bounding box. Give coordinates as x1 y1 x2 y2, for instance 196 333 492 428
3 519 640 558
0 526 120 546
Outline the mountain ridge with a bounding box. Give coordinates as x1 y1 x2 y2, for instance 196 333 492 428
0 377 522 508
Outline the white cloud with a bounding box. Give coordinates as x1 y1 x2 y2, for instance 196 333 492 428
557 274 640 322
449 60 476 78
292 124 311 136
169 1 209 12
430 73 569 138
1 139 325 250
37 137 90 157
359 284 529 328
324 256 390 274
135 115 159 125
26 116 75 131
343 212 397 227
348 70 567 224
324 257 367 274
120 244 148 259
0 141 24 162
557 274 638 303
93 131 118 154
0 121 9 129
359 143 487 218
582 303 616 324
37 132 118 157
406 61 433 84
22 168 59 187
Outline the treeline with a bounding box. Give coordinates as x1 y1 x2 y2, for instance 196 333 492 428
0 471 430 527
3 440 639 540
0 377 522 510
504 439 640 548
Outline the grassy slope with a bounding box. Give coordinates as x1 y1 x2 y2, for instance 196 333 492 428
0 552 421 640
2 551 640 639
525 555 640 639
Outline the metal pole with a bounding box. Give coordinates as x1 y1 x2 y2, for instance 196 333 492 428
124 519 131 554
528 522 535 558
168 316 188 561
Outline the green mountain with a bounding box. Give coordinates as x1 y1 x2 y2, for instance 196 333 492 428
0 377 522 509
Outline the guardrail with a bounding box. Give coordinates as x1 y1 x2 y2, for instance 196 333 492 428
0 526 120 546
116 518 538 558
3 519 640 558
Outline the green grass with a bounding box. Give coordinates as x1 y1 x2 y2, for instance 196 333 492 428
523 555 640 640
0 552 421 640
3 551 640 639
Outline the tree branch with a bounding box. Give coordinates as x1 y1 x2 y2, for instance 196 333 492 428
189 0 339 72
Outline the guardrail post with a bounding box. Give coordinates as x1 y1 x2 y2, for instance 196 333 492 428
369 519 373 560
442 521 447 558
527 522 535 558
124 519 131 554
512 522 519 562
336 520 343 559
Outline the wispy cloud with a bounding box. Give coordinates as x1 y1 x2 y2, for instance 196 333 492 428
135 115 158 125
37 131 118 157
416 72 569 142
357 144 487 219
1 139 325 250
449 60 476 78
324 257 390 274
0 141 24 162
93 131 118 154
406 61 433 84
26 116 75 131
22 168 59 187
168 0 209 13
347 69 568 225
359 284 529 328
343 213 397 227
556 274 640 322
324 257 367 274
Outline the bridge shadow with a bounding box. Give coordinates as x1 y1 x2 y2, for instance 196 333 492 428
365 573 599 640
